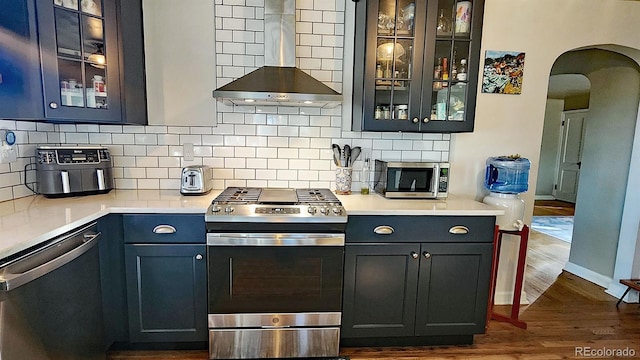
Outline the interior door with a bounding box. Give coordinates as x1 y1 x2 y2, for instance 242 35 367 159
554 110 587 203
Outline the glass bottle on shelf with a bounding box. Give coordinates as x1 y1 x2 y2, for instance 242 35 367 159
442 57 449 87
433 57 443 90
376 64 383 78
436 8 451 36
451 50 458 80
457 59 468 80
360 158 371 194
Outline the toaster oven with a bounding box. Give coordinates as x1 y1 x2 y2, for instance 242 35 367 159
374 160 450 199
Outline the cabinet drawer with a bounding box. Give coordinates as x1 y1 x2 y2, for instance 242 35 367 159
346 216 495 243
123 214 205 244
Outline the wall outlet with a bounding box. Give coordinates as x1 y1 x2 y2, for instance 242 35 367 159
183 143 194 161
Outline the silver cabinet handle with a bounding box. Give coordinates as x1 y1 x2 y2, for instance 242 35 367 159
0 227 101 291
153 225 177 234
411 251 419 259
195 254 203 260
373 225 395 235
423 251 431 259
449 225 469 235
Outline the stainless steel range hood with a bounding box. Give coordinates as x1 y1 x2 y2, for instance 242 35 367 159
212 0 342 108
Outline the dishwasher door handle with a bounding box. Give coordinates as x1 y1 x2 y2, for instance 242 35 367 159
0 229 101 292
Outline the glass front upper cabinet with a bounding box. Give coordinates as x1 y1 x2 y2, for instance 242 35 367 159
352 0 484 133
37 0 121 122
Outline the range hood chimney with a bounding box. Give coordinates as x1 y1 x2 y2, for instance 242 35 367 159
212 0 342 108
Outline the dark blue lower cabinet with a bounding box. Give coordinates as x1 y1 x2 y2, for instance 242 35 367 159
341 242 492 345
124 244 207 343
414 243 493 336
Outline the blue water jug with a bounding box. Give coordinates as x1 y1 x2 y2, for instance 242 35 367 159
484 156 531 194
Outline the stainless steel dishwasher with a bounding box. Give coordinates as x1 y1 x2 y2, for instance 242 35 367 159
0 222 105 360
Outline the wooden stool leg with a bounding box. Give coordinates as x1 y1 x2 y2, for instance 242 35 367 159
617 287 632 309
488 225 528 329
487 225 501 328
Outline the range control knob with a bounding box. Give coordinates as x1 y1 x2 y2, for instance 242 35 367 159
211 205 222 213
320 207 328 215
332 207 342 215
307 206 317 214
224 206 234 213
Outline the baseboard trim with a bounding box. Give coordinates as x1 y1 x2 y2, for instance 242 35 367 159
493 290 529 306
606 281 640 303
534 195 556 201
564 262 613 288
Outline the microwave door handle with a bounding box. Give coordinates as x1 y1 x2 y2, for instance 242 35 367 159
432 165 440 197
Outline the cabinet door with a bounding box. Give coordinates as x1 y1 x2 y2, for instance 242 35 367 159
415 242 492 336
419 0 484 132
125 244 207 343
353 0 428 132
352 0 484 133
35 0 122 122
0 0 44 119
341 244 420 338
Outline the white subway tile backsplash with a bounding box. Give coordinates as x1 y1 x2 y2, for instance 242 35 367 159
313 0 335 11
124 145 147 156
137 179 160 190
89 133 112 144
267 137 288 148
296 0 314 10
235 169 255 179
66 133 89 144
299 34 322 47
0 1 450 202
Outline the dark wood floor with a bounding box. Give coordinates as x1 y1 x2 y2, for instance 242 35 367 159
533 200 575 216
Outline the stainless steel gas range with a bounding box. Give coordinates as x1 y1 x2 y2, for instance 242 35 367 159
205 187 347 359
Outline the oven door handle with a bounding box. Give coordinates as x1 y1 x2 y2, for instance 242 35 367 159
207 233 345 246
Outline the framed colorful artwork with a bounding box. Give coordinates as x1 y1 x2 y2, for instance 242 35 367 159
481 50 525 94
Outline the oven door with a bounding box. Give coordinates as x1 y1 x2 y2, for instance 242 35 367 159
206 233 344 314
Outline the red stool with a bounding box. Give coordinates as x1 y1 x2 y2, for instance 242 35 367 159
487 224 529 329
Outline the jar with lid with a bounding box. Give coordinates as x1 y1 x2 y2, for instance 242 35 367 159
375 106 382 119
382 106 391 119
396 105 408 120
92 75 105 93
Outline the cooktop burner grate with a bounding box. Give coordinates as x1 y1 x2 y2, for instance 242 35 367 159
213 187 340 205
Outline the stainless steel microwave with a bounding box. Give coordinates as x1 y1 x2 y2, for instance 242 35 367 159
374 160 450 199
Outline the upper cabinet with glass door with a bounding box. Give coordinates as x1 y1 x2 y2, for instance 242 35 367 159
36 0 122 122
352 0 484 133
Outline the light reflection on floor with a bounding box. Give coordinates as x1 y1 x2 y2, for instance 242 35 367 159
531 216 574 243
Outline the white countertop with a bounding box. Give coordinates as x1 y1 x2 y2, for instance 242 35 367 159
0 190 503 260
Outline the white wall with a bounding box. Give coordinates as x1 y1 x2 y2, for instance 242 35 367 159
450 0 640 293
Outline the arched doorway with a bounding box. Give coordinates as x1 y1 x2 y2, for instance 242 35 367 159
533 48 640 303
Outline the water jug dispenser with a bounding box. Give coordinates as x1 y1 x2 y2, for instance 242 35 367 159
482 156 531 230
484 156 531 194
